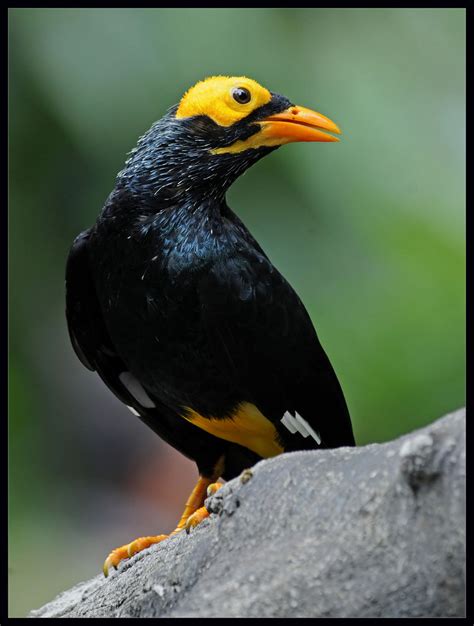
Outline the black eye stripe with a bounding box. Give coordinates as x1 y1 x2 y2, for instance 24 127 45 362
232 87 251 105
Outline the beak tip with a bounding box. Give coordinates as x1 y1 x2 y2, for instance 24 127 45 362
260 105 342 144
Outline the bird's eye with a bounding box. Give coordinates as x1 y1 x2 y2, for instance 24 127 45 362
232 87 251 105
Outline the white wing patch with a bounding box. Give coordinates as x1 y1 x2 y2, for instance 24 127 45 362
127 405 140 416
281 410 321 445
281 412 298 434
119 372 156 408
295 411 322 445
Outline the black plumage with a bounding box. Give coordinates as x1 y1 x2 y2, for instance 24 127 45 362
65 76 354 572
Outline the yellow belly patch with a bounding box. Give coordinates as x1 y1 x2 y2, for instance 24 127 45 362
182 402 283 459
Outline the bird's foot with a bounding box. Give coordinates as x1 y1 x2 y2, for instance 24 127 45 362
103 534 168 577
103 481 223 576
184 482 222 534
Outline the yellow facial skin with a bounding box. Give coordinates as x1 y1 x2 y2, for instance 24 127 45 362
176 75 272 127
210 127 290 155
176 75 342 155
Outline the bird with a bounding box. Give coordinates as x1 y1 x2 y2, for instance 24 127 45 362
65 75 355 577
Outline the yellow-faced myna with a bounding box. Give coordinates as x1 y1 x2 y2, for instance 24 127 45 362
65 76 355 576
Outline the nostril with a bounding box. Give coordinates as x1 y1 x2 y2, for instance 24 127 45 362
291 108 299 116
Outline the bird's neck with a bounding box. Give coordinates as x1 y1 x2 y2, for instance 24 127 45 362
114 123 238 209
102 184 231 224
152 196 233 235
99 185 245 252
113 117 271 210
96 184 264 278
116 174 230 211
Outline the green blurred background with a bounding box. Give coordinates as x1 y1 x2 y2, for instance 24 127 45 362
9 8 465 617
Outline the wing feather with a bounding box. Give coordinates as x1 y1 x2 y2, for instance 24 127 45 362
197 251 355 449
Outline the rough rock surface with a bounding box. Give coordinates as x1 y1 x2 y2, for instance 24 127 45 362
30 409 465 618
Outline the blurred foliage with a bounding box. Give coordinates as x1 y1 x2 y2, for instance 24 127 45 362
8 8 465 617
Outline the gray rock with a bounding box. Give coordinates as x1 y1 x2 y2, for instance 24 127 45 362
29 408 466 618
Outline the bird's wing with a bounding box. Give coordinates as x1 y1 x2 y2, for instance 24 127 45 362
65 229 154 411
197 251 355 449
66 230 256 474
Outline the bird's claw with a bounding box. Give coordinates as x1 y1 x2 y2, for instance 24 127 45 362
185 482 223 534
206 481 223 497
103 550 121 578
103 534 168 577
103 483 223 575
185 506 210 534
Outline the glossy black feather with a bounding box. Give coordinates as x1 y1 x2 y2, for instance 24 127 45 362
65 90 354 481
66 227 263 479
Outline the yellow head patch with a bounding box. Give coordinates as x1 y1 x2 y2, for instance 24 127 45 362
176 76 272 127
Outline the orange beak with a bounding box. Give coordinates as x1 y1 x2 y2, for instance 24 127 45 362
258 105 341 144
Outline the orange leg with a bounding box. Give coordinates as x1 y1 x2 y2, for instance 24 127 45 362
173 476 215 531
185 482 223 533
103 463 224 577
